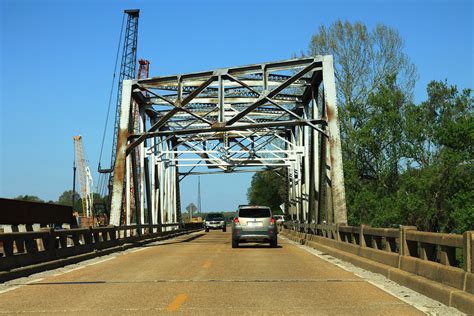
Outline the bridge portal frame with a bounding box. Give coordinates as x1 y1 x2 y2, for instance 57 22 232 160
109 56 347 227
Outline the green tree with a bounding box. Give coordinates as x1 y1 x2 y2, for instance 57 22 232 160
57 190 82 211
14 195 43 202
307 20 416 145
401 81 473 232
305 20 417 226
247 170 285 213
345 75 408 226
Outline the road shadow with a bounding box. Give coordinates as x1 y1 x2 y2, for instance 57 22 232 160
143 233 207 247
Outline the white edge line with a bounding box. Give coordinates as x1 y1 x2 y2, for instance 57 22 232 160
24 278 44 284
53 266 85 276
130 248 147 253
0 286 21 294
0 278 44 294
85 256 116 266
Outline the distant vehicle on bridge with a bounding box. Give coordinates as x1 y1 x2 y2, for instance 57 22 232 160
203 213 226 232
232 205 278 248
273 215 286 224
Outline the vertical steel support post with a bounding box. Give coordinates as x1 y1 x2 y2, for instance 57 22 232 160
125 155 131 232
303 116 310 223
139 110 146 227
322 56 347 224
150 136 156 227
130 145 142 234
158 138 165 227
154 164 163 228
297 126 304 222
317 90 327 225
308 98 319 224
171 154 177 223
144 157 152 231
110 80 133 226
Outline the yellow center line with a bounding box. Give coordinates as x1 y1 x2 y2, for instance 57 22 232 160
167 294 187 312
202 259 212 268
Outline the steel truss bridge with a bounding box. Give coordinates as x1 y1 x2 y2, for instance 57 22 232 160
110 56 348 227
0 57 472 314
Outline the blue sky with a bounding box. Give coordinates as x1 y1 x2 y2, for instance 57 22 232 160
1 0 472 212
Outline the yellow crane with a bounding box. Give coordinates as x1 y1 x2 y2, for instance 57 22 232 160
73 135 94 218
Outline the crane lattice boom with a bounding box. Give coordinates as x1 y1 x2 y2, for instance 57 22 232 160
74 135 94 218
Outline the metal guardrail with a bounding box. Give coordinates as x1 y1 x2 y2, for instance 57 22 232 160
283 221 473 273
0 223 203 272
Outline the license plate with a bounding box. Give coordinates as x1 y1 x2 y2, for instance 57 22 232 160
247 221 262 227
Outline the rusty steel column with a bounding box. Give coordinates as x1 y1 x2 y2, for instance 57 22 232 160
110 80 133 226
322 56 347 224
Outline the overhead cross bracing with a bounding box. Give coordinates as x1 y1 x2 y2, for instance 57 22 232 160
109 56 348 229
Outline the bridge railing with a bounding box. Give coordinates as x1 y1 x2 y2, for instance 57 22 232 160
0 223 203 273
282 221 473 297
284 221 473 272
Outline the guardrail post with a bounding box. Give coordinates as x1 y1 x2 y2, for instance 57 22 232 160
3 238 14 256
335 223 341 241
399 226 417 256
24 224 38 253
56 230 67 249
93 228 100 243
463 231 473 272
420 242 436 261
71 230 80 247
42 228 55 251
359 224 366 248
11 225 25 253
84 227 93 245
439 245 456 266
110 227 117 241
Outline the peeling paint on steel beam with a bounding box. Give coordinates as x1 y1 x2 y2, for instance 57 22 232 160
323 56 347 224
110 80 133 226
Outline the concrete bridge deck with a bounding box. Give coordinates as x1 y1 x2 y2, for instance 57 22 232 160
0 231 459 315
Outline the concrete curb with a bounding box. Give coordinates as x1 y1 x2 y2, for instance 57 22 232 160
281 230 474 315
0 228 202 283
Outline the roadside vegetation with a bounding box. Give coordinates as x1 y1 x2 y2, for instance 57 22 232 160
247 20 473 233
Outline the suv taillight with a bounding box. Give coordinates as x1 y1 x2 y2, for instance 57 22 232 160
270 218 276 226
233 217 240 225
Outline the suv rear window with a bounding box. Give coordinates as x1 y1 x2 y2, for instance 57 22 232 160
206 213 224 220
238 208 271 218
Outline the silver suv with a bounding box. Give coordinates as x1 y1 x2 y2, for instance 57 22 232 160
204 213 226 232
231 205 277 248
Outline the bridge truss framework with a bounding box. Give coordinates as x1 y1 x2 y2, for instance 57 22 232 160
109 56 347 228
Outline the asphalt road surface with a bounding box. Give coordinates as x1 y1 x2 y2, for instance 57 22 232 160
0 230 432 315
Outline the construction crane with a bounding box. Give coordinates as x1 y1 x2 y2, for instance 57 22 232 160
98 9 140 216
73 136 94 218
98 9 140 181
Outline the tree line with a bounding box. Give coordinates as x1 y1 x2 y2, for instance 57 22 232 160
14 191 108 215
247 20 473 233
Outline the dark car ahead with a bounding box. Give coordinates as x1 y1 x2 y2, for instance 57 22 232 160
204 213 226 232
231 205 277 248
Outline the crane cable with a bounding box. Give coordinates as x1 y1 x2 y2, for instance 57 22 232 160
96 13 126 196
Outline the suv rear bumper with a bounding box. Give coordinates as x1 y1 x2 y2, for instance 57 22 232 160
232 228 277 242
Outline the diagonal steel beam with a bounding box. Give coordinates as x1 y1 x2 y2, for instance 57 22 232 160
127 76 216 155
226 62 318 125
